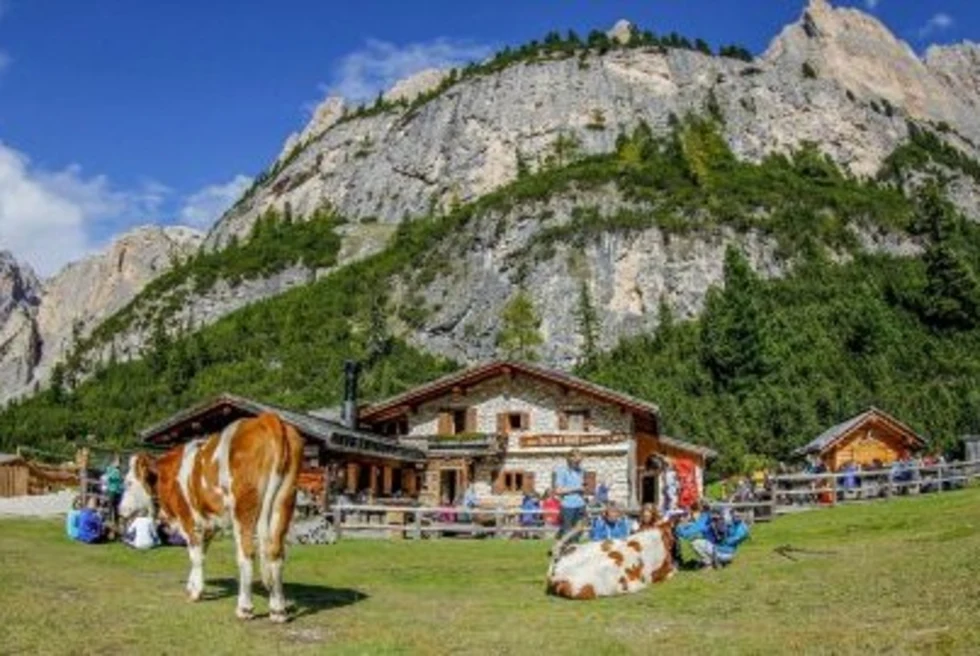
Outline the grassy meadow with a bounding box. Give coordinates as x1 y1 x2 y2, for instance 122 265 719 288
2 488 980 655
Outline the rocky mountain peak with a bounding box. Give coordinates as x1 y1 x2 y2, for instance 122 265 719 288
0 251 41 317
383 68 448 103
763 0 977 134
0 225 203 402
277 95 347 162
925 41 980 110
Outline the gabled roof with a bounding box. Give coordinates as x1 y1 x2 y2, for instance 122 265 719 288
792 407 928 457
139 393 425 463
660 436 718 459
359 360 660 422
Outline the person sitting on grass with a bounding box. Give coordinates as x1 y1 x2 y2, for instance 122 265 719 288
76 498 106 544
65 497 83 541
675 506 749 569
589 502 630 541
123 509 160 550
157 514 187 547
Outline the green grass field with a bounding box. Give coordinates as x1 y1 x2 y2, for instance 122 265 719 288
2 489 980 655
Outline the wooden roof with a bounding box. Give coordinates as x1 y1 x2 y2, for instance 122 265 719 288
0 453 25 466
139 393 426 463
793 407 928 458
359 360 661 423
659 436 718 459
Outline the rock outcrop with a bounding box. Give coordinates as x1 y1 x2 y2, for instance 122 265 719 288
206 1 980 250
7 1 980 399
0 253 42 396
0 226 202 402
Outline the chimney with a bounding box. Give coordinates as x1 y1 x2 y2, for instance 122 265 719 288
342 360 362 430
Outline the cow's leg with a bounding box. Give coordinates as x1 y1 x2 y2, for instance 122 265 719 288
186 539 206 601
232 506 258 620
265 486 297 623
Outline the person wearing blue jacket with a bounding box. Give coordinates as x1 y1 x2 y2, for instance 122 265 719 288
65 501 82 541
589 502 630 541
675 506 749 568
76 498 105 544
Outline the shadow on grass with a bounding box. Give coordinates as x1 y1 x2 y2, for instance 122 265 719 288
206 578 368 620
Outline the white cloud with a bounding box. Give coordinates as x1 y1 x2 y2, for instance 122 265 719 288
0 143 98 276
864 0 880 9
918 13 955 38
178 174 252 228
0 142 175 276
323 37 494 103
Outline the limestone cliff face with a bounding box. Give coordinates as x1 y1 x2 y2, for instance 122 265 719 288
7 1 980 397
0 253 42 396
0 226 202 402
206 1 980 251
391 190 920 368
764 0 980 137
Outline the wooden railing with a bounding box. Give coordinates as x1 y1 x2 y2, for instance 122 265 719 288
719 459 980 523
325 504 564 540
324 460 980 539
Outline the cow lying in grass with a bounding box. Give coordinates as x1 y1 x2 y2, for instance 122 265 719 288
546 509 676 600
118 412 304 623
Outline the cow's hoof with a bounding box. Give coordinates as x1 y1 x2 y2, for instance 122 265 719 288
236 607 255 621
187 589 202 602
269 610 289 624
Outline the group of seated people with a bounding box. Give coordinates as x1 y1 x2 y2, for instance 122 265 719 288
561 500 751 570
66 497 186 549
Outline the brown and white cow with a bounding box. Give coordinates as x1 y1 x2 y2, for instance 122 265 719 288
119 412 304 622
546 520 676 600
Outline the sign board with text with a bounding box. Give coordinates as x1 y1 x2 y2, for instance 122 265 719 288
518 434 627 448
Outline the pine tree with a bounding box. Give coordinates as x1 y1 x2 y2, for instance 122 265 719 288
700 246 769 391
366 294 393 365
48 363 66 404
575 282 600 366
497 290 544 361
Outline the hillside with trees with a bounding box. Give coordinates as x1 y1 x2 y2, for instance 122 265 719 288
2 113 979 475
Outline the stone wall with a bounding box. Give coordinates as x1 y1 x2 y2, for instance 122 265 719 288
496 451 631 505
408 375 633 436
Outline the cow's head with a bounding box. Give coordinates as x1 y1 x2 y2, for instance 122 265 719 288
118 453 157 520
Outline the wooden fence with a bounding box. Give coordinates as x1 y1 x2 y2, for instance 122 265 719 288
321 503 642 540
728 459 980 523
321 460 980 540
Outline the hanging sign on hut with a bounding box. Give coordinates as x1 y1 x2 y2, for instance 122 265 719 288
519 434 627 448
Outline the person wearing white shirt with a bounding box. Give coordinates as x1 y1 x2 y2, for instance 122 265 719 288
123 510 160 550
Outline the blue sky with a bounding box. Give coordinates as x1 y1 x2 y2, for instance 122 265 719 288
0 0 975 274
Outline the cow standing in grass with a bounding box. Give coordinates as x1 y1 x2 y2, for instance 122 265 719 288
118 412 304 623
546 510 676 600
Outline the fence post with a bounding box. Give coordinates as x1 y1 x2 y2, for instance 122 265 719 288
936 464 944 494
830 473 838 507
80 467 88 507
333 504 343 542
494 506 505 540
413 508 422 540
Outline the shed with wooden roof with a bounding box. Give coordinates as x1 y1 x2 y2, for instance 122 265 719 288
0 453 29 498
793 407 928 471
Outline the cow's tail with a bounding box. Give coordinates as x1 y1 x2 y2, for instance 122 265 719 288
257 413 304 590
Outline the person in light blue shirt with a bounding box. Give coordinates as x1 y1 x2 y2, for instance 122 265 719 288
676 506 749 568
589 503 630 541
65 499 82 541
553 449 586 537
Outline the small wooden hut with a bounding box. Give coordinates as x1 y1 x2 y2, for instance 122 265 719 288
0 453 29 497
793 407 927 471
